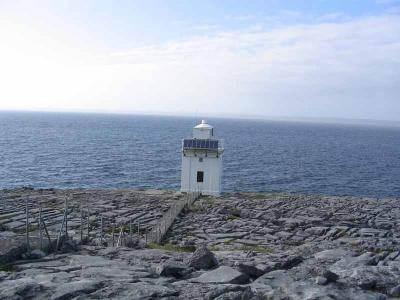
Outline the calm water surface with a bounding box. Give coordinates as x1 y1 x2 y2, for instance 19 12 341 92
0 111 399 198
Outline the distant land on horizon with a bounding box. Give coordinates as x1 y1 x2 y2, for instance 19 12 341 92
2 108 400 129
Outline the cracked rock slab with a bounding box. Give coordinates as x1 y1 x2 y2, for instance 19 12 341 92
191 266 249 284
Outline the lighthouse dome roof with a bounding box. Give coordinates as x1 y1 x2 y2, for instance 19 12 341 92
194 120 213 129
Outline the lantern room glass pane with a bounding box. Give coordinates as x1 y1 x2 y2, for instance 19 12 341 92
183 139 219 150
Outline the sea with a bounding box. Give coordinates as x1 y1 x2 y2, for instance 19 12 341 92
0 111 399 198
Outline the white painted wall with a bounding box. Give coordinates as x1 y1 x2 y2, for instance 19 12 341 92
181 150 222 196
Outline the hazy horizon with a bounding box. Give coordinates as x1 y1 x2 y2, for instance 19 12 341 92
0 1 399 121
2 108 400 128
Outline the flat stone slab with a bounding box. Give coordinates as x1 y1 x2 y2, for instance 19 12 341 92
314 249 354 262
359 228 386 237
191 266 249 284
209 232 248 240
50 279 102 300
92 281 179 299
0 278 41 300
3 221 24 230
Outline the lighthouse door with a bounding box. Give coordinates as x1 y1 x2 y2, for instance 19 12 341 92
197 171 204 182
196 171 204 192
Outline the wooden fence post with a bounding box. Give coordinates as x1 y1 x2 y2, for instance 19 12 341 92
39 205 43 251
117 225 123 247
64 196 68 238
112 223 115 247
100 215 103 244
130 218 133 238
56 210 66 251
25 199 30 254
87 208 90 239
41 218 52 251
80 205 83 242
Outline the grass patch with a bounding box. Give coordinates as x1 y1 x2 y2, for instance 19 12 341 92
0 264 15 272
226 214 239 221
191 198 218 213
203 198 217 207
209 245 221 251
238 245 274 254
15 224 38 234
230 208 241 217
252 194 268 200
190 203 203 213
251 193 285 201
223 238 236 245
28 224 38 231
146 243 196 253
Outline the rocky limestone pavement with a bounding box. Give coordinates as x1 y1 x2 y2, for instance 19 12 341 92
0 188 181 240
0 189 399 299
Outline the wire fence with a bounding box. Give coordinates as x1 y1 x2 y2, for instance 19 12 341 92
23 192 201 253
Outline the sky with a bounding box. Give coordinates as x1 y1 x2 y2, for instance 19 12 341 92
0 0 399 121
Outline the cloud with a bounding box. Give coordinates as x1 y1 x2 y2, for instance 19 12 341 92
376 0 400 4
0 14 399 120
96 15 400 119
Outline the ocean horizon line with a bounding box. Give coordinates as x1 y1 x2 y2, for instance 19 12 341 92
1 108 400 129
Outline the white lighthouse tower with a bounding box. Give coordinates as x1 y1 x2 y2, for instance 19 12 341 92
181 120 224 196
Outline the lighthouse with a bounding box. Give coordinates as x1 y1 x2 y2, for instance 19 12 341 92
181 120 224 196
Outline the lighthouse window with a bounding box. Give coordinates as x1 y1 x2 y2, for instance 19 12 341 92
197 171 204 182
199 157 203 162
